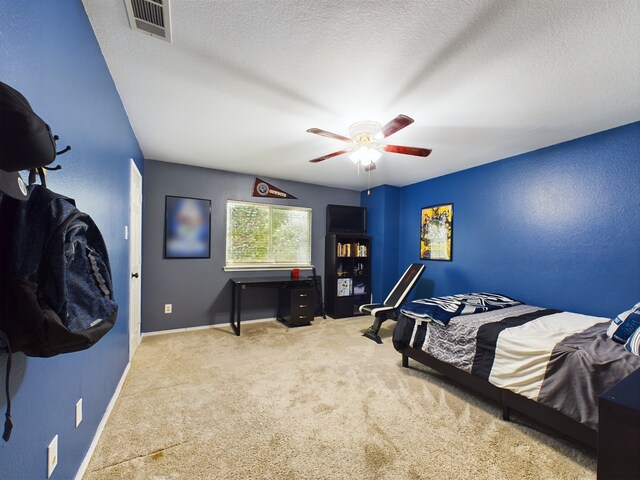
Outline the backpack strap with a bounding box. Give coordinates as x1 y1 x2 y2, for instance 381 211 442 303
0 330 12 442
0 195 18 441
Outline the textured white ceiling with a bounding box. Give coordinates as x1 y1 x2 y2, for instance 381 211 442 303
83 0 640 191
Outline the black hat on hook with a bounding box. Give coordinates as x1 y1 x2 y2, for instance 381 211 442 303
0 81 57 199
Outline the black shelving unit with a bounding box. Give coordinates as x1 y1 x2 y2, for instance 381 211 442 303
324 234 371 318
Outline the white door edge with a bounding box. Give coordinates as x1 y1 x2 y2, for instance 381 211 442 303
129 159 143 361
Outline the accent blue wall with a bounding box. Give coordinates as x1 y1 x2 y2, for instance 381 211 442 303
1 2 143 479
361 185 401 303
366 122 640 317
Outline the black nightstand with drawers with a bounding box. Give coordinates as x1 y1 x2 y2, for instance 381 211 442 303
278 285 316 327
597 368 640 479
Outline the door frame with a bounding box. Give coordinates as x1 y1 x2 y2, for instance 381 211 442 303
129 159 143 360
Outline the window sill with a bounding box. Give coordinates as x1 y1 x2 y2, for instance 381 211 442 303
223 265 314 272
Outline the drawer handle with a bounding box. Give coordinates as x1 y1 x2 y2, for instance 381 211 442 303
299 315 307 319
299 304 307 308
299 293 308 297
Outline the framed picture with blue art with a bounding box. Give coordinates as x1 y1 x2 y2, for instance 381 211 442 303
164 195 211 259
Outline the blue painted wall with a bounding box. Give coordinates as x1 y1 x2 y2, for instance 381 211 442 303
368 122 639 317
1 2 143 479
361 185 401 303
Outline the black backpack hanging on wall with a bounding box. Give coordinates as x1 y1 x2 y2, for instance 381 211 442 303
0 185 118 357
0 185 118 441
0 80 118 441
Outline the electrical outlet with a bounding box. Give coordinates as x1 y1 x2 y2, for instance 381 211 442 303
164 304 172 314
47 435 58 478
76 398 83 428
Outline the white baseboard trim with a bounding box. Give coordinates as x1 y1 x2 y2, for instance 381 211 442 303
142 317 277 337
75 361 132 480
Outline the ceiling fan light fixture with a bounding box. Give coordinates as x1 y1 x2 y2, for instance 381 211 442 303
349 120 382 140
348 120 383 166
349 145 382 165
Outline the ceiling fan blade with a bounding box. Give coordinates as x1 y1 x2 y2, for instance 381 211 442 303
381 114 414 138
309 149 351 163
383 144 432 157
306 128 351 143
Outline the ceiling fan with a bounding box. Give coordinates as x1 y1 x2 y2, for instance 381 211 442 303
306 114 432 171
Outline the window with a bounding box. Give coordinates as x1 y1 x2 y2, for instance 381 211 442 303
225 200 312 270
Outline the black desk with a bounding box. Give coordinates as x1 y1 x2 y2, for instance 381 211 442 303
229 276 319 335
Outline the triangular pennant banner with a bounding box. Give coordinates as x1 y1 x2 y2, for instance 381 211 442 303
252 178 297 199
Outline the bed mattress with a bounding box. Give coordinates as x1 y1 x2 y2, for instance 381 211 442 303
393 303 640 429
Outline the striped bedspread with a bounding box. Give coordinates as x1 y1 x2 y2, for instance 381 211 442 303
393 303 640 429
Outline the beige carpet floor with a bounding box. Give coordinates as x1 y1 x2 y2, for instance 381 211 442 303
84 316 596 479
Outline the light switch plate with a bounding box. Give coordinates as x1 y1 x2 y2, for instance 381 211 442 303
76 398 83 428
47 435 58 478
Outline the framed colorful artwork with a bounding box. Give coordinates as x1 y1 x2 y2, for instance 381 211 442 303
164 195 211 259
420 203 453 261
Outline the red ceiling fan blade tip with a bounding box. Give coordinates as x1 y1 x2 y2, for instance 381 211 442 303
381 114 415 138
383 144 432 157
308 149 350 163
307 128 351 143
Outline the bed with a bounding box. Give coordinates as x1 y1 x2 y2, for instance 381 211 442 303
392 293 640 448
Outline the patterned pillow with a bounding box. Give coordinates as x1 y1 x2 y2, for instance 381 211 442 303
625 328 640 356
607 302 640 344
400 292 522 327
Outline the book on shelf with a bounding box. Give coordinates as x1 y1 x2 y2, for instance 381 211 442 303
354 243 367 257
336 242 352 257
336 242 367 257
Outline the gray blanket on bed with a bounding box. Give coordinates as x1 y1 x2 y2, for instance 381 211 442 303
537 323 639 429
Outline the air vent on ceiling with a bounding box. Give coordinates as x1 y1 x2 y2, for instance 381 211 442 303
124 0 172 42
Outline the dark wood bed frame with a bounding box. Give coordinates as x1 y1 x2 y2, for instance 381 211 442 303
400 345 598 449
